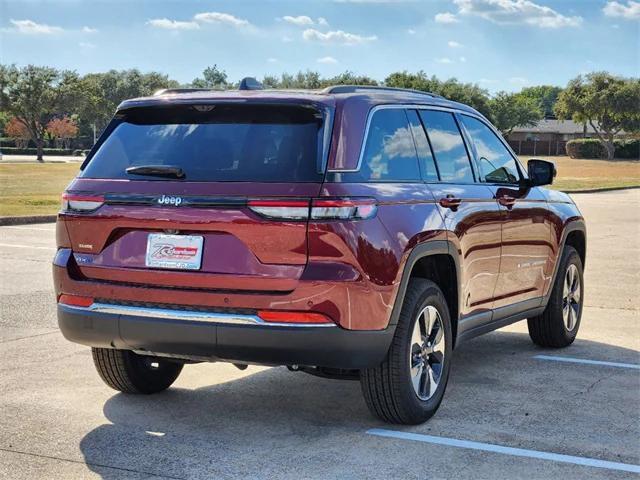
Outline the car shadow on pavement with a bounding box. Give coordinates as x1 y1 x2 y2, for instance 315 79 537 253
78 330 640 479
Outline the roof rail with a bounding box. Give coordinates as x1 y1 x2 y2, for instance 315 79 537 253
322 85 444 99
153 88 216 96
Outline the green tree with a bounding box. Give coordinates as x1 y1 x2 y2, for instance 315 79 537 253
519 85 563 118
555 72 640 159
76 69 179 142
0 65 81 161
385 71 491 117
191 65 228 89
488 92 543 136
321 71 378 87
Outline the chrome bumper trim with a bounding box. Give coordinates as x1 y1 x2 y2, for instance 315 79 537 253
64 303 336 328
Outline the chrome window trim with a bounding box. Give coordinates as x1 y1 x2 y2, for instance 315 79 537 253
327 104 525 179
62 303 336 328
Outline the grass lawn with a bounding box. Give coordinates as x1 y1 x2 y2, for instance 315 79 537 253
0 163 80 217
0 156 638 217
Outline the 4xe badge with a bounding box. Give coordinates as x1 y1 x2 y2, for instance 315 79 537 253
157 195 183 206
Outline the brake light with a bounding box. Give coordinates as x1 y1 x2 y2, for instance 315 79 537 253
311 198 377 220
257 310 332 324
247 199 310 220
58 294 94 308
247 198 377 221
61 193 104 213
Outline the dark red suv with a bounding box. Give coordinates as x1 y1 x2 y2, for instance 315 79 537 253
54 84 586 424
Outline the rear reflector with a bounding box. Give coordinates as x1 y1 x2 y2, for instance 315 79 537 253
61 193 105 213
248 197 377 221
58 294 94 308
257 310 332 324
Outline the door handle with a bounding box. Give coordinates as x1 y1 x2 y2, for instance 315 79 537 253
497 195 516 208
439 195 462 210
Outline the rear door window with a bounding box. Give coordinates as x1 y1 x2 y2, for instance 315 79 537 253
406 110 439 181
81 104 326 182
418 110 475 183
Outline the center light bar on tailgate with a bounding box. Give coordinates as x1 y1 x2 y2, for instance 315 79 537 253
61 192 377 221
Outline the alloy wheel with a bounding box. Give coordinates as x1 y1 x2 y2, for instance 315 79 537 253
409 305 445 401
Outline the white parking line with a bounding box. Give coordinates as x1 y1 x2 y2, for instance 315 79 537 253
0 243 56 251
1 226 55 232
367 429 640 474
534 354 640 370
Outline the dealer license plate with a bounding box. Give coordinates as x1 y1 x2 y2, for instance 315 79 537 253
145 234 203 270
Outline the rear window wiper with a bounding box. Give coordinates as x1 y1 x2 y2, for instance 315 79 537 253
126 165 185 179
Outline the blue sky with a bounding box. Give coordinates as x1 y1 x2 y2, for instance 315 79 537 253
1 0 638 92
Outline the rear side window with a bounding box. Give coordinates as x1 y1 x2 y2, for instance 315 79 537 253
81 104 326 182
418 110 475 183
460 115 521 184
341 108 421 182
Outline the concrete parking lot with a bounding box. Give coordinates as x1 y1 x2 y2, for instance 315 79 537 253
0 189 638 479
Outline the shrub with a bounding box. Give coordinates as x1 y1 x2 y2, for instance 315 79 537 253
614 139 640 159
0 147 75 156
566 138 640 160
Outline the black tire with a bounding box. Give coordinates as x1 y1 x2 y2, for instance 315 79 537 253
91 348 183 394
360 279 453 424
528 245 584 348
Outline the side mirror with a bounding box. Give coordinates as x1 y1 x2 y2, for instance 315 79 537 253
527 159 556 187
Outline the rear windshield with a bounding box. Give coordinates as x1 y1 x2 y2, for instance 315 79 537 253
81 104 327 182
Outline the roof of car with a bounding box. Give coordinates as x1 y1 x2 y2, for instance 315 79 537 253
116 85 482 117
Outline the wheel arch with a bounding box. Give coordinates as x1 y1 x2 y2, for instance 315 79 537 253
544 219 587 306
388 241 462 347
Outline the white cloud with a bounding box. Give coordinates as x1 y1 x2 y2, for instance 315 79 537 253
147 18 200 30
509 76 529 85
282 15 315 26
317 56 339 64
193 12 251 28
435 12 459 23
9 19 63 34
303 28 377 44
79 41 95 49
453 0 582 28
448 40 463 47
436 57 454 64
82 26 98 33
318 17 330 26
267 57 278 63
407 28 417 34
459 56 467 62
603 1 640 19
282 35 293 42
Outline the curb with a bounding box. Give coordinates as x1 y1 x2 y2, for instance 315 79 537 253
0 215 57 226
561 185 640 194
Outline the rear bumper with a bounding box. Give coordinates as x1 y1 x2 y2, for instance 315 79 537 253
57 304 395 369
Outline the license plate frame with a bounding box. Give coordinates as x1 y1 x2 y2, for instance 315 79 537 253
145 233 204 270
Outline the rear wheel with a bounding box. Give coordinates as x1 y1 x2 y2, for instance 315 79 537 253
360 279 452 424
528 246 584 348
92 348 183 394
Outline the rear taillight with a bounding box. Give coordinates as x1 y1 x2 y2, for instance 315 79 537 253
247 198 377 221
247 199 309 220
311 198 377 220
257 310 333 324
58 294 94 308
61 193 104 213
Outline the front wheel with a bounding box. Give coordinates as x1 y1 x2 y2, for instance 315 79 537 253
360 279 452 424
528 245 584 348
92 348 183 394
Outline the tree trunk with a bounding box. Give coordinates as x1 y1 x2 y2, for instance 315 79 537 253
604 139 615 160
36 139 44 162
